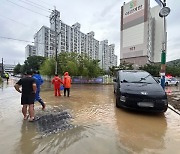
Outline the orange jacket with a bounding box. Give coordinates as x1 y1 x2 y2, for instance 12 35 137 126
63 72 71 88
52 76 63 89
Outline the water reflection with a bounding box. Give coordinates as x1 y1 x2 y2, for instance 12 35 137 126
16 122 37 154
33 126 86 153
114 109 167 153
1 82 179 154
165 85 180 95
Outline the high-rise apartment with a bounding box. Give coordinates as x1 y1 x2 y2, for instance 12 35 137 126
99 40 117 71
25 45 36 59
26 10 117 70
34 26 55 58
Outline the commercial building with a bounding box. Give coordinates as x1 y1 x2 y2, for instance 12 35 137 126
120 0 163 66
4 64 16 73
150 5 164 63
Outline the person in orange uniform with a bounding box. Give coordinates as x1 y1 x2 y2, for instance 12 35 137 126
63 72 72 97
52 74 63 96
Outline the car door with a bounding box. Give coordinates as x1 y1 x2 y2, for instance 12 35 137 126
113 71 118 93
171 78 177 85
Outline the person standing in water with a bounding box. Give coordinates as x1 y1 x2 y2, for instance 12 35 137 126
52 74 63 96
32 71 46 110
14 71 37 121
63 72 72 97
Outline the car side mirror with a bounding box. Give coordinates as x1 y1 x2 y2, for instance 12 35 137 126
113 79 117 82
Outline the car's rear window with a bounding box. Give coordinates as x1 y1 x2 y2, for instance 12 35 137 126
119 71 157 84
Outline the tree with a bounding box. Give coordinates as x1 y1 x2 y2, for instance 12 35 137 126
139 64 161 76
13 63 21 74
22 56 46 74
40 58 55 77
40 52 103 78
119 61 133 70
109 66 118 77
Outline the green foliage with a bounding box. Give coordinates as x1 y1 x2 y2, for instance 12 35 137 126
166 65 180 77
40 52 103 78
22 56 46 73
167 59 180 67
139 63 180 77
109 61 134 77
40 58 55 77
13 63 21 74
119 61 133 70
66 61 78 76
139 64 161 76
108 66 117 77
0 77 2 82
109 59 180 77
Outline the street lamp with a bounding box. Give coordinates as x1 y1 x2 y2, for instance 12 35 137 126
157 0 170 89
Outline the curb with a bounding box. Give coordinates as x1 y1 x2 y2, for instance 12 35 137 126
168 104 180 116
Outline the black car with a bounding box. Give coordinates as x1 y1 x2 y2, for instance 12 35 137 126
113 70 168 113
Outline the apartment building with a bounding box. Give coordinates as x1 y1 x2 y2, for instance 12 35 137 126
26 10 117 70
34 26 55 58
99 40 117 71
25 45 36 59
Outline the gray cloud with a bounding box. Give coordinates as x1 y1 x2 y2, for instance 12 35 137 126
0 0 179 66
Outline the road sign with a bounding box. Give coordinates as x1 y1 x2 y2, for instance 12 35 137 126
155 0 162 6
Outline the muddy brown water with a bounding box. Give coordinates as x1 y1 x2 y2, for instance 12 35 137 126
0 78 180 154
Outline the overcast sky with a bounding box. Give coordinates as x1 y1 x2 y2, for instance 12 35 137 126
0 0 179 65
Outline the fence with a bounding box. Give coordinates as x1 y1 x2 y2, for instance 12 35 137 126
42 75 114 84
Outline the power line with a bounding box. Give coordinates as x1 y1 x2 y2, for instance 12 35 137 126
0 15 28 27
18 0 51 13
25 0 53 11
0 15 39 31
0 36 33 43
34 0 54 8
0 36 46 45
6 0 49 18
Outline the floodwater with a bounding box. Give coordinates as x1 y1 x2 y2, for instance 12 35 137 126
0 78 180 154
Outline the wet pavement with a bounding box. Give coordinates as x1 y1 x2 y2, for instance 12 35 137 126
165 85 180 111
0 78 180 154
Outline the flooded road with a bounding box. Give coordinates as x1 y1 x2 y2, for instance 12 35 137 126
0 78 180 154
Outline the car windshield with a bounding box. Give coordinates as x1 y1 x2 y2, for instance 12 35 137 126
171 77 177 81
119 71 157 84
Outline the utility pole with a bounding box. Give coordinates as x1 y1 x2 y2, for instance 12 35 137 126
50 7 58 75
158 0 170 89
1 58 4 76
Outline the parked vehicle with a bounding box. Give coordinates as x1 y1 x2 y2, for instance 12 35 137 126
113 70 168 113
165 77 179 86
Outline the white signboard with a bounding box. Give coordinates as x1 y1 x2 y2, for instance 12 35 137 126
123 0 145 18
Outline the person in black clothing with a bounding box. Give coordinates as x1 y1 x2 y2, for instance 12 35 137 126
14 71 37 122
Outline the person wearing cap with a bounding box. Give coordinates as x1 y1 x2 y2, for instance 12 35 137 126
63 72 72 97
14 71 37 122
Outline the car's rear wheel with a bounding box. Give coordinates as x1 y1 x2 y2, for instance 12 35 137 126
165 82 168 86
175 82 178 86
116 96 121 108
